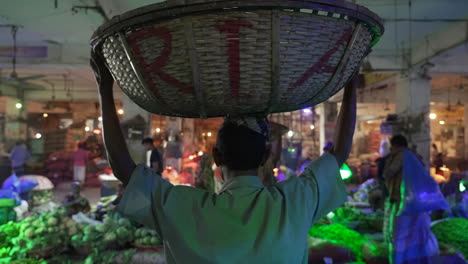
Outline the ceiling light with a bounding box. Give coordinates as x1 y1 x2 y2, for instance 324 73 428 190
43 113 48 118
439 120 445 125
35 133 42 139
155 128 161 133
207 132 212 137
429 113 437 120
310 125 315 130
287 131 294 138
15 103 22 109
85 126 90 132
117 109 124 115
98 116 103 122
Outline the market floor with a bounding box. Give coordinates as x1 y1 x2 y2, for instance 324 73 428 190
53 181 101 205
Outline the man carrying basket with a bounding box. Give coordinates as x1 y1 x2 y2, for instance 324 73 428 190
91 46 358 263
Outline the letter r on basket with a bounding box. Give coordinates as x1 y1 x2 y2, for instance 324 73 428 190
127 27 194 97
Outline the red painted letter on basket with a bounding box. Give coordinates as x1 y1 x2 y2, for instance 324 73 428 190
127 27 194 98
214 20 253 98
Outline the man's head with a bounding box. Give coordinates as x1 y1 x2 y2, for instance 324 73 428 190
77 142 86 149
213 117 269 172
390 135 408 154
141 138 154 151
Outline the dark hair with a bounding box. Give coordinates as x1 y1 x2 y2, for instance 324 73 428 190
216 122 267 170
141 138 154 145
390 135 408 148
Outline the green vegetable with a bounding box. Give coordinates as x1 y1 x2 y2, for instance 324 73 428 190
309 223 368 262
432 218 468 258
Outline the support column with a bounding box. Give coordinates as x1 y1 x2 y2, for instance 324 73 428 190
395 71 431 166
318 102 338 154
121 95 151 164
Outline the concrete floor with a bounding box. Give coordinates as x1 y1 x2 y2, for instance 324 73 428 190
53 181 102 205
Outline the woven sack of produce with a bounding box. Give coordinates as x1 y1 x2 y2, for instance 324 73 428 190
91 0 383 118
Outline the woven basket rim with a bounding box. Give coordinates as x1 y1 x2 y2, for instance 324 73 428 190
90 0 383 47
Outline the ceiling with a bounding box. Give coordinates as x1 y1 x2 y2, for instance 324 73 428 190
0 0 467 102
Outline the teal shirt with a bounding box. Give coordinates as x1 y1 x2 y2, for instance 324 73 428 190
118 154 346 263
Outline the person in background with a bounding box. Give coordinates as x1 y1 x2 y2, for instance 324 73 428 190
92 49 358 263
62 181 91 216
383 135 440 264
72 142 89 183
153 135 165 164
142 138 163 174
10 140 30 176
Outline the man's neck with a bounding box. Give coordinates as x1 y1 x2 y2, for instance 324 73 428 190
222 168 259 181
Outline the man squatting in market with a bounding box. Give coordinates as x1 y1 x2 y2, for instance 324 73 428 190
90 46 357 263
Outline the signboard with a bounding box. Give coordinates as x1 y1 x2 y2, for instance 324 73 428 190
0 46 47 58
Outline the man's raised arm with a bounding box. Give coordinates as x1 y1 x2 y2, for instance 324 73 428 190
90 50 136 186
330 73 358 166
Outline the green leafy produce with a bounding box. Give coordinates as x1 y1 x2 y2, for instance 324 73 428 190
0 221 20 257
7 208 74 260
432 218 468 258
30 190 53 206
133 227 161 246
71 213 134 251
309 223 368 263
84 249 136 264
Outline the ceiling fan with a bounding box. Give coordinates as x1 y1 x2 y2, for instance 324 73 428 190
42 80 71 112
0 26 46 98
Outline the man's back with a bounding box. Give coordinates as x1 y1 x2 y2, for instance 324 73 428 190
119 154 345 264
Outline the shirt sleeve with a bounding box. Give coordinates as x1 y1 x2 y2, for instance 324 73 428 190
117 164 173 237
298 153 347 224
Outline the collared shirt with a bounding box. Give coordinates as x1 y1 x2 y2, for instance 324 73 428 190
118 153 346 264
10 145 30 168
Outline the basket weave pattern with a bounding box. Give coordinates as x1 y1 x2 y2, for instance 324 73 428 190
100 7 376 118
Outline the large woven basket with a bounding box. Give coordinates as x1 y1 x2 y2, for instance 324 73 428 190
91 0 383 118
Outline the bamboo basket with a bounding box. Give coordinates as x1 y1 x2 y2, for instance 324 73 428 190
91 0 383 118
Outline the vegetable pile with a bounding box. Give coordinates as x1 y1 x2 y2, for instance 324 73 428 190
0 221 20 260
432 218 468 258
71 213 134 252
309 223 368 263
10 209 76 259
134 228 161 247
